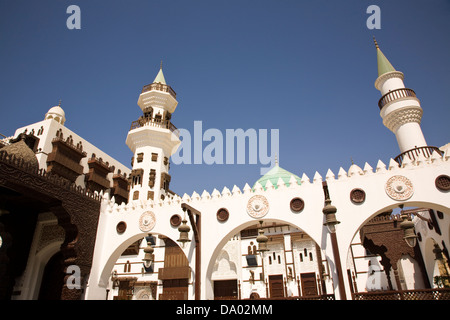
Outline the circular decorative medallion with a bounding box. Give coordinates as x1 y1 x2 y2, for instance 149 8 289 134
385 175 414 201
170 214 182 227
290 197 305 213
135 288 152 300
247 195 269 218
116 221 127 234
435 175 450 191
217 208 229 222
139 211 156 232
350 188 366 204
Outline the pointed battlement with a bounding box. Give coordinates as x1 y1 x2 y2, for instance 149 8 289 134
101 143 449 214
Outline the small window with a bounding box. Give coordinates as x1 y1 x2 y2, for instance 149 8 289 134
246 255 258 267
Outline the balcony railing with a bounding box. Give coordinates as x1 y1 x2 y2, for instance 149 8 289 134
130 117 179 136
394 146 443 166
353 288 450 300
141 82 177 99
244 294 335 300
378 88 416 110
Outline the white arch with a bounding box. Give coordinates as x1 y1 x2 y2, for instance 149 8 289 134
97 231 190 290
204 218 329 300
344 200 450 297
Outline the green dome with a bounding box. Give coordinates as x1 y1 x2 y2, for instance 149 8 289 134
253 163 302 190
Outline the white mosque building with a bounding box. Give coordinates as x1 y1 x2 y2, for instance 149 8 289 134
0 40 449 300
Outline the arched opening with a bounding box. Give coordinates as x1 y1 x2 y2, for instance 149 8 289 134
38 251 65 300
206 219 334 300
346 202 450 300
99 232 192 300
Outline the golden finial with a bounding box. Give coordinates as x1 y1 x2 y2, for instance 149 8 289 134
58 99 62 107
160 60 163 70
373 36 379 49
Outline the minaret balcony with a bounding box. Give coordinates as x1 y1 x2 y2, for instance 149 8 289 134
378 88 417 110
130 117 178 136
394 146 443 166
141 82 177 99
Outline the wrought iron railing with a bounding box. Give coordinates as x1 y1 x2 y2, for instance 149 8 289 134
352 288 450 300
130 117 179 136
378 88 416 110
394 146 443 165
141 82 177 98
244 294 335 300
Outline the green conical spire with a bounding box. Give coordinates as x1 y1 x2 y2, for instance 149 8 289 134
153 60 166 84
374 37 396 77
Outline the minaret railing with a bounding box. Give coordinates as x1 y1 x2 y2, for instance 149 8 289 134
141 83 177 98
378 88 416 110
394 146 443 165
130 117 179 135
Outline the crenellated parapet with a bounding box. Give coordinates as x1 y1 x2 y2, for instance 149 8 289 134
100 146 449 216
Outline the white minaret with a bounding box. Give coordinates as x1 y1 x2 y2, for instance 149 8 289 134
126 64 181 202
374 38 427 154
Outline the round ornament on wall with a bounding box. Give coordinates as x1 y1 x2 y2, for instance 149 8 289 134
116 221 127 234
217 208 229 222
435 175 450 191
350 188 366 204
247 195 269 219
385 175 414 201
139 211 156 232
170 214 182 227
290 197 304 212
135 288 153 300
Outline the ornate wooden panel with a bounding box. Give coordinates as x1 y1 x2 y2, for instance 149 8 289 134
0 151 101 300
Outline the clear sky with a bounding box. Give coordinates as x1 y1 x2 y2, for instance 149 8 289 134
1 0 449 197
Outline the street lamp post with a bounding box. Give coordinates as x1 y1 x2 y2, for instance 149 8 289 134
322 182 346 300
180 203 201 300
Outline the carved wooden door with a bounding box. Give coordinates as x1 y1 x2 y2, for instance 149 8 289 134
269 274 285 298
300 272 318 296
159 238 189 300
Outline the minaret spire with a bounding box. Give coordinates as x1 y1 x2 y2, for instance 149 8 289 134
373 36 379 49
373 38 396 77
153 63 166 84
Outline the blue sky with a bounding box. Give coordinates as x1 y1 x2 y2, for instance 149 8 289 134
1 0 449 197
